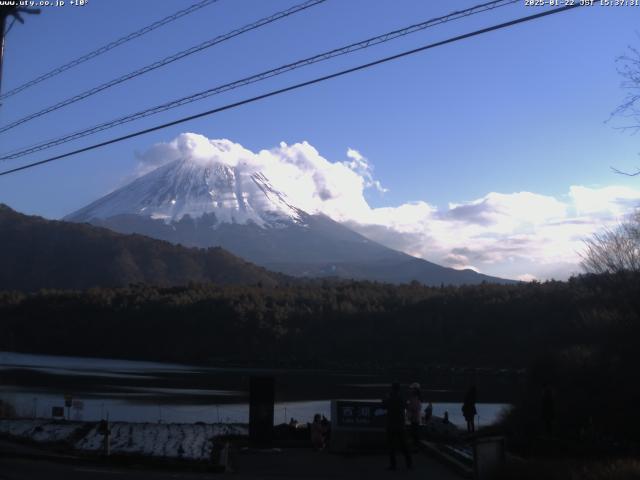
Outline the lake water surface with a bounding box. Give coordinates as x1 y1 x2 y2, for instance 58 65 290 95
0 351 510 427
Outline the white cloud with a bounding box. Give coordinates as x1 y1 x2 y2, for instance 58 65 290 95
517 274 538 282
350 186 640 281
569 185 640 217
345 148 388 193
136 134 640 281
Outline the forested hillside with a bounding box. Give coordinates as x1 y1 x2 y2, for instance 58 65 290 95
1 273 637 370
0 204 287 290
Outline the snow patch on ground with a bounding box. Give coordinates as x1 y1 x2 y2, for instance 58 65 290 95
76 422 247 460
0 419 247 461
0 419 83 443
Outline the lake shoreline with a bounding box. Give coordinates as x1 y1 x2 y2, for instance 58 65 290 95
1 350 512 425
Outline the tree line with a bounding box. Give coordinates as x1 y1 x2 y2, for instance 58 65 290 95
0 273 637 372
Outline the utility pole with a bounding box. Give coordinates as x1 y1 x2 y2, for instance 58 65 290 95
0 6 40 97
0 8 7 95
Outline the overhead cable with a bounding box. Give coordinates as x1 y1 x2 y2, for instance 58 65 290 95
0 0 326 134
0 4 583 177
0 0 222 101
0 0 518 160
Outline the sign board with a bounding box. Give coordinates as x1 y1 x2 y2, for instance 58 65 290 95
330 400 388 453
51 406 64 418
333 400 387 430
64 394 73 408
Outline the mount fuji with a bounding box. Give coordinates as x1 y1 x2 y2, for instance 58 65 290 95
66 147 511 286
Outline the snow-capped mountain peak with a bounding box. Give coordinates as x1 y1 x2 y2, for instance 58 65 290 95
66 158 303 227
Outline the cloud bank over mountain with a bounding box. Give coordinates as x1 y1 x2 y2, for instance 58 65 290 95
136 133 640 281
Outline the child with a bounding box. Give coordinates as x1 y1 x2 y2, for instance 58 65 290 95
310 413 325 450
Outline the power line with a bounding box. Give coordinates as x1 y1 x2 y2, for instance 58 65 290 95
0 0 519 161
0 0 221 102
4 17 15 36
0 4 582 178
0 0 327 134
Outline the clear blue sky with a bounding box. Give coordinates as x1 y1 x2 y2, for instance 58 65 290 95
4 0 640 280
0 0 638 228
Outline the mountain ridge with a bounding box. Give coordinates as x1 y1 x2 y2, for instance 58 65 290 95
0 204 288 291
65 155 514 286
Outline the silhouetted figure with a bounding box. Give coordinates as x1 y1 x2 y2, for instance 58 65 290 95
462 386 477 433
443 411 449 424
310 413 325 450
289 417 298 428
384 382 412 470
407 382 422 449
320 415 331 444
99 419 111 456
424 401 433 423
542 385 555 435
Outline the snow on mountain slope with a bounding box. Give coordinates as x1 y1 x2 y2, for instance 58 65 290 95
66 157 303 228
64 136 514 285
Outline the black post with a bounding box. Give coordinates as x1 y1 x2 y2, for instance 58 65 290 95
0 10 6 95
0 6 41 97
249 376 274 448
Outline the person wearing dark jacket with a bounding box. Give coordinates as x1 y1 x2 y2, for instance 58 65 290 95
462 386 478 433
384 382 412 470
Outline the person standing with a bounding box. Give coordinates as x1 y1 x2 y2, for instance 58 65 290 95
424 401 433 423
407 382 422 449
320 415 331 445
384 382 412 470
462 386 477 433
310 413 325 450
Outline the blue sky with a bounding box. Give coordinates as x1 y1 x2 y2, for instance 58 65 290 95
1 0 640 280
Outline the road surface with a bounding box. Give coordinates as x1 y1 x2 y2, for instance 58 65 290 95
0 449 463 479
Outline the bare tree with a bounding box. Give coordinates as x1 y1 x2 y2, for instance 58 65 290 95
610 45 640 176
581 212 640 274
